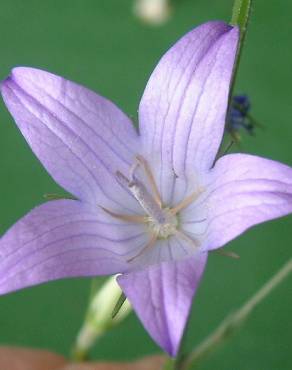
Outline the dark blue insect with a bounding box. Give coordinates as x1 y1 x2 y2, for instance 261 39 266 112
226 95 261 141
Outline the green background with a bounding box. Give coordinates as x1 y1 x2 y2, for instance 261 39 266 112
0 0 291 368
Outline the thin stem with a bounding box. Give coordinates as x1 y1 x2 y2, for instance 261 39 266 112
163 358 177 370
231 0 252 29
180 258 292 370
229 0 252 97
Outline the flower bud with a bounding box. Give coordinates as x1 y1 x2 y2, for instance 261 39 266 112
73 276 131 360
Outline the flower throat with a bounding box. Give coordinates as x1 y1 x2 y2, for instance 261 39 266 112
101 155 203 261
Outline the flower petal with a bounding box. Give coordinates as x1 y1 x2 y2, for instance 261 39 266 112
118 252 207 356
139 21 239 203
199 154 292 250
1 67 140 211
0 200 147 295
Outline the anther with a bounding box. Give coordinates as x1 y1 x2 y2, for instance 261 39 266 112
135 155 162 208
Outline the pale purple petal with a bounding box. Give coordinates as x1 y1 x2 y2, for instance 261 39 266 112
0 67 140 212
118 252 207 356
0 200 147 295
139 21 239 204
128 233 204 268
195 154 292 250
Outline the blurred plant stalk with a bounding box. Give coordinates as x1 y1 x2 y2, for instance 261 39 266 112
134 0 172 25
72 276 132 361
174 258 292 370
229 0 252 97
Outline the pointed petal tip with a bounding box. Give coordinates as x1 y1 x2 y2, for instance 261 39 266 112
0 76 16 105
7 66 42 88
204 153 292 251
118 254 208 356
164 341 179 357
179 20 239 47
0 64 140 207
0 200 140 296
1 66 27 88
229 23 240 40
0 76 12 91
139 19 240 185
194 19 239 33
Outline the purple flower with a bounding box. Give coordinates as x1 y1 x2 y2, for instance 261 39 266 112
1 21 292 356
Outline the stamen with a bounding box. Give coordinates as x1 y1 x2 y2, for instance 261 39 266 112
175 230 199 250
127 234 157 262
101 206 146 224
129 161 139 182
116 171 130 186
170 187 204 215
135 155 162 208
214 250 240 259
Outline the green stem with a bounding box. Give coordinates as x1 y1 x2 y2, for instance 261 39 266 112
163 358 177 370
229 0 252 96
231 0 252 30
180 258 292 370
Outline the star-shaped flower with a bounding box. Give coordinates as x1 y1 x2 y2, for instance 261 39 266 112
1 21 292 356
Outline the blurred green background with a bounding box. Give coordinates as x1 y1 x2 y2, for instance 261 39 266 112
0 0 291 368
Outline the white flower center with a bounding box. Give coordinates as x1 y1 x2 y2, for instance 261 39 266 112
146 208 178 239
102 155 204 262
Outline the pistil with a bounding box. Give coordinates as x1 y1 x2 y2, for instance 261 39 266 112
100 155 204 262
116 157 166 225
101 207 146 224
128 177 166 224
